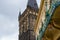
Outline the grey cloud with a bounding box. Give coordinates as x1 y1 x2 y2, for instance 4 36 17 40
0 0 19 20
0 14 18 37
0 0 25 39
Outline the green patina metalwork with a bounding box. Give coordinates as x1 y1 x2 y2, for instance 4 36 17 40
37 0 60 40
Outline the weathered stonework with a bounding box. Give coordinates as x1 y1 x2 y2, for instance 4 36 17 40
18 0 38 40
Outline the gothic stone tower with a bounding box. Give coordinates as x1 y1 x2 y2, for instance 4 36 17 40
18 0 38 40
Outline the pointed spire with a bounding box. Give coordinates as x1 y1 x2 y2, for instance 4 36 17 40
19 9 21 16
18 10 21 21
19 11 21 16
19 10 21 18
27 0 38 10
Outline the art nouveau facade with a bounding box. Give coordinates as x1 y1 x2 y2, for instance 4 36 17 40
35 0 60 40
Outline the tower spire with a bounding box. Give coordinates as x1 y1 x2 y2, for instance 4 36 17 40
27 0 38 10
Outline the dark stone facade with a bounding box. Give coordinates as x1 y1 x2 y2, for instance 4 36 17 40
19 30 36 40
18 0 38 40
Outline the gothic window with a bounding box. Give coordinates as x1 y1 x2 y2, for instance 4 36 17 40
23 21 27 32
30 17 34 30
27 17 29 30
30 15 36 30
23 18 28 32
20 24 23 35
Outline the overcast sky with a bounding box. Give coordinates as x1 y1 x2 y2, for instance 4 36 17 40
0 0 40 40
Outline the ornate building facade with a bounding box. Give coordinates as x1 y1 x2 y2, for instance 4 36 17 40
18 0 38 40
35 0 60 40
19 0 60 40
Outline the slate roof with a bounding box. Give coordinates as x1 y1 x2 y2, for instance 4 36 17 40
27 0 38 10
